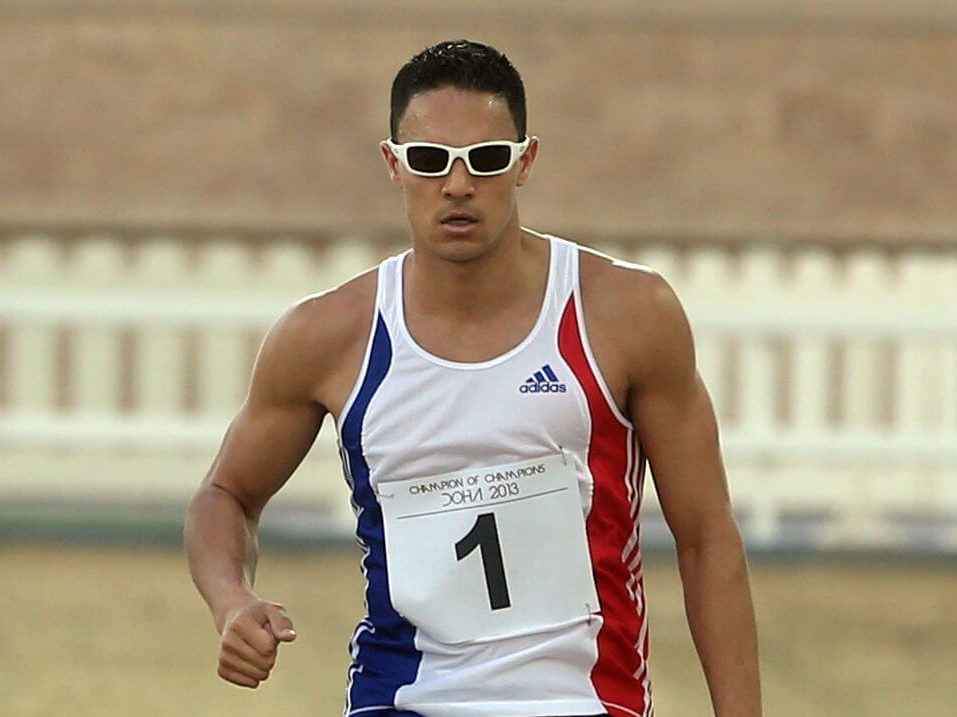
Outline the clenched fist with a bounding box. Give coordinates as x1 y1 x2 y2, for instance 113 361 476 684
216 600 297 688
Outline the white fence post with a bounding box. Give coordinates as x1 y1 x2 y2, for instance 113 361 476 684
843 250 890 430
682 247 732 421
940 254 957 518
132 238 190 414
893 253 957 517
789 249 836 432
69 236 126 413
734 248 782 544
195 240 256 414
737 248 780 434
5 236 61 412
942 255 957 435
896 254 949 432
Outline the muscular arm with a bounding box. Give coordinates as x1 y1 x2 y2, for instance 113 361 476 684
184 297 336 687
584 256 761 715
632 277 761 715
185 316 324 614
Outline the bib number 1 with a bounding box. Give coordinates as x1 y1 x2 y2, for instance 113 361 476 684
455 512 511 610
379 453 599 643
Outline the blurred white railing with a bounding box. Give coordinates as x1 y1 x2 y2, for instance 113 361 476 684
1 230 955 550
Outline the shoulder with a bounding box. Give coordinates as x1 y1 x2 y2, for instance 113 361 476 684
250 267 379 406
577 244 695 390
276 267 378 354
578 245 677 311
578 244 690 338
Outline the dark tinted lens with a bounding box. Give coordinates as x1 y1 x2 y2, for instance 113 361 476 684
406 146 450 173
469 145 511 172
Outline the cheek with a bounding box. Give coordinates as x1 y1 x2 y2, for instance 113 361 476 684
487 182 518 213
402 184 436 224
400 179 427 204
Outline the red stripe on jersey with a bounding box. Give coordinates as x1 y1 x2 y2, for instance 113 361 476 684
558 294 649 717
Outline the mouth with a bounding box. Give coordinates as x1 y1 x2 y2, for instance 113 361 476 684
440 211 479 228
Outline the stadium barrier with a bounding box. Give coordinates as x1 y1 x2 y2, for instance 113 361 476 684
0 229 955 550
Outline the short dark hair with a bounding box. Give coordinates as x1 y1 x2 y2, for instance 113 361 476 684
390 39 526 141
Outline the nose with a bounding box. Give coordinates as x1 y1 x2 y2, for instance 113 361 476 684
441 158 475 198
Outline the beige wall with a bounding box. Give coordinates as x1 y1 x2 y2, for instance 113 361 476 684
2 0 956 241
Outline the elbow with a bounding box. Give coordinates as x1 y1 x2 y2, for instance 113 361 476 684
673 512 748 565
184 480 262 545
197 479 261 518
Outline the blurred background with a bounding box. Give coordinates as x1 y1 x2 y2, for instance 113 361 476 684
1 1 955 715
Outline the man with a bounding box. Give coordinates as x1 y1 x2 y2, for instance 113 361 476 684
185 39 761 716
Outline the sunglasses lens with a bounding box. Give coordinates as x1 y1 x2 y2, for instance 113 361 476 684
468 145 512 173
405 146 450 174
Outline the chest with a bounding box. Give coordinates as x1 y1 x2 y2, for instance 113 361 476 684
359 347 591 484
403 298 545 365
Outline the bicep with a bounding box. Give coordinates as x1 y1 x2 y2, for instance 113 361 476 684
625 281 735 549
202 309 327 517
633 372 734 547
205 398 324 518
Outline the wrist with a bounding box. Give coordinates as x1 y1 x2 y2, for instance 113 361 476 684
211 586 260 634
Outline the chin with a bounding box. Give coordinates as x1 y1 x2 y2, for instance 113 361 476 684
434 240 488 263
422 228 490 261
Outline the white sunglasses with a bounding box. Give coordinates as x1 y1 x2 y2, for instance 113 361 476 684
384 136 532 177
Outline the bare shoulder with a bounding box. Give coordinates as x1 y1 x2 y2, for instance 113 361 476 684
250 267 378 413
578 245 695 391
277 267 377 356
578 245 679 311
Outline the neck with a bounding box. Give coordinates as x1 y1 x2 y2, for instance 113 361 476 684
405 227 547 322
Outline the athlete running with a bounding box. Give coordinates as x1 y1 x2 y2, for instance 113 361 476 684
185 38 762 717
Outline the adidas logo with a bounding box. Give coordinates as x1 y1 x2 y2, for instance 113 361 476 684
519 364 567 394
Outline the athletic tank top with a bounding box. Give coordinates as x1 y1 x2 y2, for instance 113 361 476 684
336 235 652 717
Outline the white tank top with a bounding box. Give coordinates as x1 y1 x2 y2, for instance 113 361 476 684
336 234 652 717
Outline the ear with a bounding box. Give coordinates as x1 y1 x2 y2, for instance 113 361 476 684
380 141 404 188
515 136 539 188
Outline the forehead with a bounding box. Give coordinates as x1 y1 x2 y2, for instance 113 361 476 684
395 87 517 144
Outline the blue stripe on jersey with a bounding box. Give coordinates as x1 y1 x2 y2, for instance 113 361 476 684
340 313 423 713
543 364 559 382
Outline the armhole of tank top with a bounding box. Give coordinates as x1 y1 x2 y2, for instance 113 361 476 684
335 257 391 434
571 245 634 431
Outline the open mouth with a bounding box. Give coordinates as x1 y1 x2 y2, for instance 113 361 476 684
440 212 479 227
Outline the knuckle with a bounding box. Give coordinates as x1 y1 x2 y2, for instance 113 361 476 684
231 612 256 630
225 604 261 631
221 627 246 649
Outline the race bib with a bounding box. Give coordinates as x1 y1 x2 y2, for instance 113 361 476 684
378 453 599 644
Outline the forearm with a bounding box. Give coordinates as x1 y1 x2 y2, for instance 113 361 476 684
184 483 262 632
676 526 762 716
